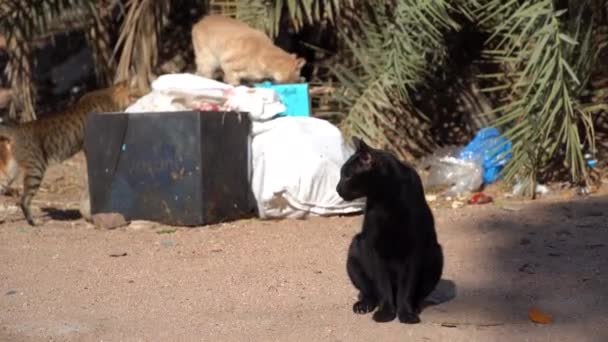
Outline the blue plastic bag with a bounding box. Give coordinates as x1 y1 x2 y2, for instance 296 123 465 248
458 127 512 184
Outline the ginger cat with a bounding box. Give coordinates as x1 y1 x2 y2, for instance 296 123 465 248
191 15 306 86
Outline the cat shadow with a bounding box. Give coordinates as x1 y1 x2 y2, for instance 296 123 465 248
40 207 82 221
421 278 457 311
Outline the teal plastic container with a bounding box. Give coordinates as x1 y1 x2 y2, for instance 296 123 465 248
255 81 311 117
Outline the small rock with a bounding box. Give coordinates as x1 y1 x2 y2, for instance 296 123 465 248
92 212 129 230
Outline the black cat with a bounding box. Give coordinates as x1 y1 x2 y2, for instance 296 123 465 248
336 137 444 324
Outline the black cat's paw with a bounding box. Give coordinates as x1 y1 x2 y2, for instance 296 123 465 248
398 311 421 324
353 300 377 314
372 307 396 322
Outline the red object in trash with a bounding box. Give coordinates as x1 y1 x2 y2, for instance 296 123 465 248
468 192 493 205
195 102 222 111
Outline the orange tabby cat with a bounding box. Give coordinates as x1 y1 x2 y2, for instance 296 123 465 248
191 14 306 85
0 81 141 225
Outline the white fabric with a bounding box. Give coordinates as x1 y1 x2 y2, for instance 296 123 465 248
124 73 365 219
252 117 364 219
127 73 285 121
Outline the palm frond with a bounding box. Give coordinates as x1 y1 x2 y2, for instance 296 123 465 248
232 0 352 37
476 0 598 196
1 0 100 121
113 0 168 92
331 0 459 160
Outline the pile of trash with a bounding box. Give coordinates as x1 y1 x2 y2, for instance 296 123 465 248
420 127 512 197
125 73 365 219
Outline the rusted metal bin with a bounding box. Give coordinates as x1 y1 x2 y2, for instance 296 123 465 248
84 110 255 226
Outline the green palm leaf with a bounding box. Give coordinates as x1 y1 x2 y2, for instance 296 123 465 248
477 0 598 196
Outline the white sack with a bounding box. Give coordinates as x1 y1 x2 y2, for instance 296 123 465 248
126 73 285 121
252 117 364 219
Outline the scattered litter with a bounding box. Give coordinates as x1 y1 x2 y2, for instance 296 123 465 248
512 180 551 197
577 186 592 196
425 194 437 202
467 192 493 205
439 322 503 328
109 252 128 257
535 184 550 195
458 127 512 184
451 200 465 209
528 307 552 324
421 147 483 197
422 128 511 197
584 153 597 168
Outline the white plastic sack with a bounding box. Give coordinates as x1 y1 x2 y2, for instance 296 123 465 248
152 73 232 93
126 73 285 121
252 116 365 219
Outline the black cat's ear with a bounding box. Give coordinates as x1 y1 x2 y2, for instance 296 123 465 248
352 136 371 150
353 137 373 165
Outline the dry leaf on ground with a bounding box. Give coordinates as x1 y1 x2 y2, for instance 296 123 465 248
528 307 552 324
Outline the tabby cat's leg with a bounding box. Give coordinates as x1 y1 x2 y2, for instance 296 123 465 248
20 163 46 226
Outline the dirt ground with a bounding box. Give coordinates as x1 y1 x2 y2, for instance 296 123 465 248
1 153 608 342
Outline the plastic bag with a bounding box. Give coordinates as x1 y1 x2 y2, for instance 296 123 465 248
422 147 483 196
126 73 286 121
251 117 365 219
458 127 512 184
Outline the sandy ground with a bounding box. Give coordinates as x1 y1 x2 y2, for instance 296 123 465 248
1 153 608 342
